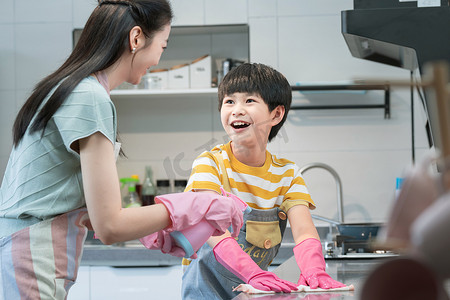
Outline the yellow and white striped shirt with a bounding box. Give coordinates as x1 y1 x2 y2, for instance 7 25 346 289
185 142 315 212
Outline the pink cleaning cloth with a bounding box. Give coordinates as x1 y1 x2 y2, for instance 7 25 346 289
233 283 355 294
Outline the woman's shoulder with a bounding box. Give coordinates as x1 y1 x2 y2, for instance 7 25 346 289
74 76 110 98
55 76 114 120
63 76 112 108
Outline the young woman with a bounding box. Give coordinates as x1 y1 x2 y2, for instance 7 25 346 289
0 1 242 299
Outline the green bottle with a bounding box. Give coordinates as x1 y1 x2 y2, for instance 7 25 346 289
141 166 157 206
120 177 142 208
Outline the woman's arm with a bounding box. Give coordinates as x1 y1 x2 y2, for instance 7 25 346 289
79 132 171 244
287 205 320 244
189 190 233 247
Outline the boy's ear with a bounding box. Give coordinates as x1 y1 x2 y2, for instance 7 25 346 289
271 105 285 126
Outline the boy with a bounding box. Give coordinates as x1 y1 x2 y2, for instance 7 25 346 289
181 63 345 299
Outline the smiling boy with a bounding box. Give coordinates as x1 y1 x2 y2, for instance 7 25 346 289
181 63 345 299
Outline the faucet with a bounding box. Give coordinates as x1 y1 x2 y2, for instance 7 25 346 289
299 162 345 224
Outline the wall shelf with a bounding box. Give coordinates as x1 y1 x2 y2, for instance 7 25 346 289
110 88 218 100
291 84 391 119
111 84 391 118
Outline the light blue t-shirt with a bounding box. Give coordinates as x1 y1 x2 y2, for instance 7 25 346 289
0 76 117 237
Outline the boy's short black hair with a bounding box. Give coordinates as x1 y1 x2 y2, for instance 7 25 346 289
218 63 292 142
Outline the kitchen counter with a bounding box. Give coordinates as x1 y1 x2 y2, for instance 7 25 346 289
80 228 298 267
232 256 377 300
82 238 182 267
81 236 450 299
232 256 450 300
81 240 292 267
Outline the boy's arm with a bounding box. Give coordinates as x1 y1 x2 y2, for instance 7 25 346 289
287 205 320 244
288 204 346 289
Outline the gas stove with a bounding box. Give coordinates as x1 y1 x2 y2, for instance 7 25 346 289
324 235 398 259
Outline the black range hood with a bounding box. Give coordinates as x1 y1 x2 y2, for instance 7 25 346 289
341 1 450 157
341 1 450 74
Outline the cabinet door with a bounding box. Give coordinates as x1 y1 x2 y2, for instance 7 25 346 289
90 266 183 300
205 0 248 25
68 266 90 300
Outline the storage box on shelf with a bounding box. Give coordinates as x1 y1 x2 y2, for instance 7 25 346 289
168 63 190 89
189 55 212 88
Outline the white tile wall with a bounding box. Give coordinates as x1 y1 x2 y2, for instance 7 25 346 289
0 24 15 90
248 17 278 68
248 0 277 17
277 15 411 83
0 0 14 24
73 0 97 28
0 91 14 178
171 0 204 26
15 0 72 23
277 0 353 16
15 22 73 91
204 0 248 25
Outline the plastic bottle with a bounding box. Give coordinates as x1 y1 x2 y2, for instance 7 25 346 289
131 174 141 198
395 177 404 201
120 177 142 208
156 179 171 195
174 179 188 193
141 166 157 206
170 188 251 259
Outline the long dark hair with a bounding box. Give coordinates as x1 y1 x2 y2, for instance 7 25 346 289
12 0 173 147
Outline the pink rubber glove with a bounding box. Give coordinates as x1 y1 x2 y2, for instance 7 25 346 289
213 237 298 293
294 238 346 289
140 230 195 258
155 192 243 237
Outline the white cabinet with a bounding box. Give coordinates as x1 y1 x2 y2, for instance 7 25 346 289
156 25 249 86
68 266 90 300
114 25 249 99
69 266 183 300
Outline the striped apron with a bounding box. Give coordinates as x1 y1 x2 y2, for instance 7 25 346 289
0 208 89 300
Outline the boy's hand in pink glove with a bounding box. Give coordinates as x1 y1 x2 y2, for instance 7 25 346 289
155 191 243 237
214 237 298 293
294 238 346 289
140 230 195 258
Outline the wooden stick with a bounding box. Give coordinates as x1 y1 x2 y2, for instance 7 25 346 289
430 62 450 159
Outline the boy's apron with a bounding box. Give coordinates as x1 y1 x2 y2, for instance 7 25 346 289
181 207 288 299
0 208 89 300
181 150 288 299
